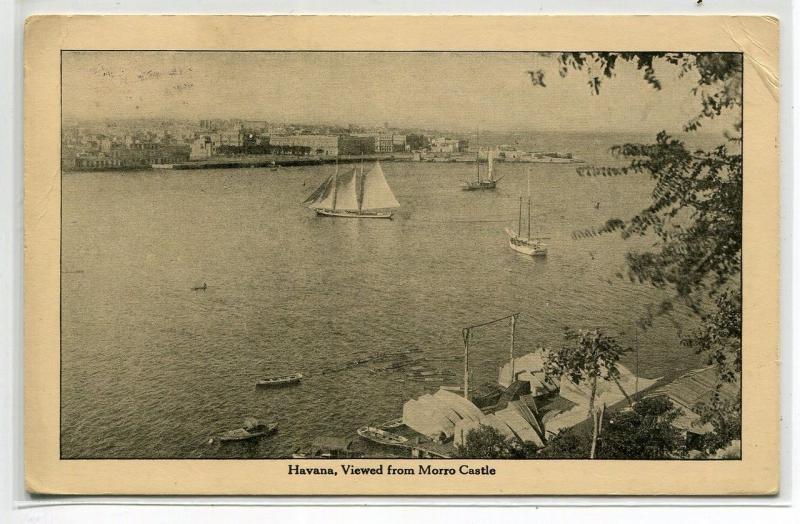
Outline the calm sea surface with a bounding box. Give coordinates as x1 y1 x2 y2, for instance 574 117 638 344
61 132 712 458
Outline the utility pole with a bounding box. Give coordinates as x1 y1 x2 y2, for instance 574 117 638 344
462 328 470 399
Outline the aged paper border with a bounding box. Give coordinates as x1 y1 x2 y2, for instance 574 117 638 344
24 15 779 495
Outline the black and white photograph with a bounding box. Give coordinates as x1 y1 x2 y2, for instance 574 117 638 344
58 49 743 462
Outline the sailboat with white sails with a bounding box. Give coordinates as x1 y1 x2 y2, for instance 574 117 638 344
506 171 548 256
302 161 400 219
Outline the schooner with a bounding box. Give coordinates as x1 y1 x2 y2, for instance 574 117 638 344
506 170 548 256
463 149 500 191
302 161 400 219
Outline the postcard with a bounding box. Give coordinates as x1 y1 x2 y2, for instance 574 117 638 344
24 15 779 495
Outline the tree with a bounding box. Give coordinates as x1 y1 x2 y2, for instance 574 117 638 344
544 328 629 458
455 424 537 459
531 53 743 451
600 397 686 459
535 429 590 459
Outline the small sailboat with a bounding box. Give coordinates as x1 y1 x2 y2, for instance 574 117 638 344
463 128 502 191
303 161 400 219
507 171 548 256
463 149 501 191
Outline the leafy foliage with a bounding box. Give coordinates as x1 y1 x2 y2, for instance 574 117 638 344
599 397 686 459
455 424 537 459
532 52 742 132
530 52 743 452
535 429 590 459
544 328 629 387
574 134 742 310
544 329 630 458
534 398 686 459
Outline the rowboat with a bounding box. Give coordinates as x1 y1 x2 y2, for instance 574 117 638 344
256 373 302 388
379 418 404 429
356 426 408 447
292 437 364 459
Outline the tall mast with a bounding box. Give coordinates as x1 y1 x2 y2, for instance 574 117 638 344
518 196 523 237
331 158 339 210
527 169 532 240
527 199 531 240
475 127 481 183
357 160 365 211
510 314 517 384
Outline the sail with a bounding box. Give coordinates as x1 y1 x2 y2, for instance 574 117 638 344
308 175 336 209
303 175 332 205
487 151 494 181
331 168 359 211
359 162 400 210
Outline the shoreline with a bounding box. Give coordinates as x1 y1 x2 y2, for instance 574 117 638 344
63 153 584 173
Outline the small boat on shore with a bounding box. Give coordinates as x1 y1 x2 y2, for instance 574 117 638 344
292 437 364 459
379 418 404 429
357 426 408 447
256 373 302 388
216 417 277 443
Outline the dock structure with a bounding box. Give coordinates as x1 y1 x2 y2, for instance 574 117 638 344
643 366 739 443
165 153 410 170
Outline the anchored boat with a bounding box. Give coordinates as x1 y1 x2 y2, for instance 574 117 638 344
292 437 364 459
463 149 501 191
216 417 277 443
303 161 400 219
356 426 408 447
463 128 502 191
256 372 302 388
507 171 548 256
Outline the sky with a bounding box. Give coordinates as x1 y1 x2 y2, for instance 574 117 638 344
62 51 739 134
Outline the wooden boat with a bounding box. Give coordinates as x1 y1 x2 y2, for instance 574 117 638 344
462 130 502 190
217 417 277 442
379 418 404 429
506 171 548 256
256 372 302 388
303 161 400 219
292 437 364 459
356 426 408 447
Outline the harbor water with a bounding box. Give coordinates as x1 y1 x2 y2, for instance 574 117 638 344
61 132 711 458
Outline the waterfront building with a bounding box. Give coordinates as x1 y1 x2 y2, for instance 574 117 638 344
430 137 468 153
405 133 428 151
374 133 395 153
269 134 376 156
338 135 375 155
190 136 214 160
392 134 408 152
269 134 340 155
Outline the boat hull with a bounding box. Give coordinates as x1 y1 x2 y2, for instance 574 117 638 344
218 423 278 442
315 209 393 219
509 239 547 256
462 181 497 191
356 426 408 447
256 373 303 388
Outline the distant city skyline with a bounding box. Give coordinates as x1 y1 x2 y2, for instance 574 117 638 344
63 51 737 135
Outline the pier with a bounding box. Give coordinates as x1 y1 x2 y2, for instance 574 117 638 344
165 153 413 170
